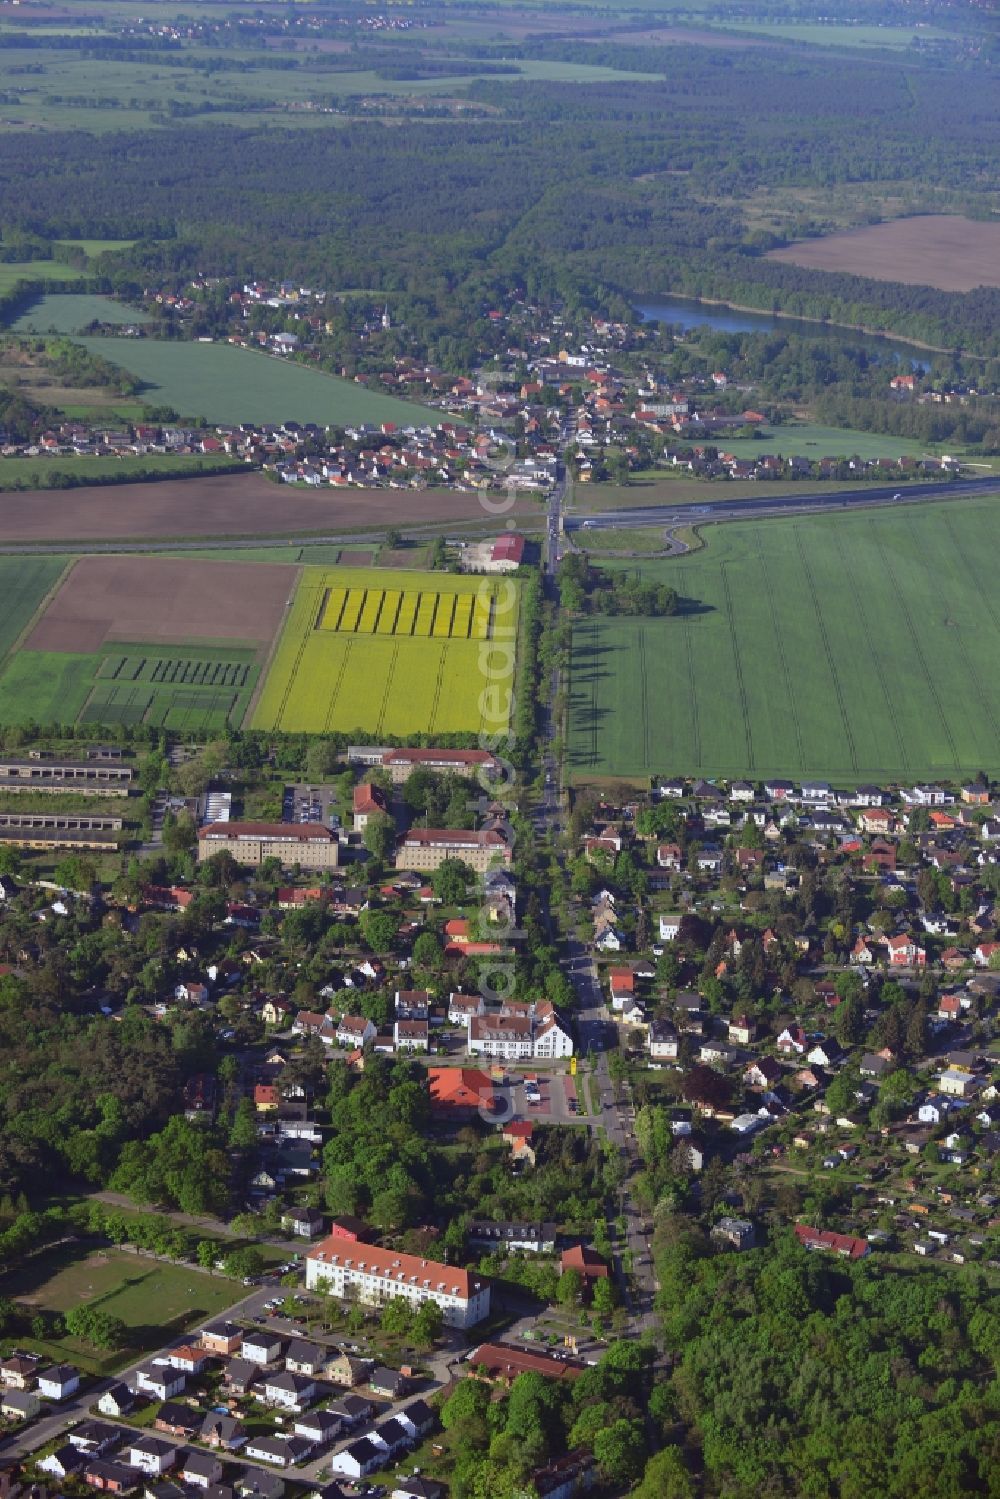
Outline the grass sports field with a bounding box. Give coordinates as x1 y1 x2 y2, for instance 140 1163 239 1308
567 496 1000 783
76 337 441 426
253 566 518 735
1 1244 240 1374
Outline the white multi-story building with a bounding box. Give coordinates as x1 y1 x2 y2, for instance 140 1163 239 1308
305 1238 490 1329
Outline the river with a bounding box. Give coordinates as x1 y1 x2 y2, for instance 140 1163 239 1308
635 294 928 366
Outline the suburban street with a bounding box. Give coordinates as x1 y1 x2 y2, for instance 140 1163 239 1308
541 463 659 1336
0 1280 463 1485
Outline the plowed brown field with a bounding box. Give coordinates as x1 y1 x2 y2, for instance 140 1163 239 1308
0 473 538 544
25 555 298 652
766 215 1000 292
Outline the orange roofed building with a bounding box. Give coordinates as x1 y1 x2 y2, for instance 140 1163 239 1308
428 1066 495 1116
305 1236 490 1328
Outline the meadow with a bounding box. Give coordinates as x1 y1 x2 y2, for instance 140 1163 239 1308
0 260 86 293
76 337 441 426
8 292 151 333
253 566 517 735
1 1244 240 1374
567 495 1000 783
0 453 234 490
710 423 932 462
0 45 663 134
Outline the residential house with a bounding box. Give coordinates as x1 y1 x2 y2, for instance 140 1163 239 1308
37 1365 80 1401
711 1217 756 1251
261 1372 315 1413
127 1440 176 1477
198 1415 245 1452
1 1388 39 1420
181 1456 223 1491
281 1208 324 1240
293 1409 342 1447
240 1330 284 1366
98 1385 137 1419
559 1245 609 1293
466 1221 557 1254
648 1020 679 1062
222 1359 259 1397
335 1015 376 1048
243 1437 313 1469
329 1440 384 1481
285 1340 324 1377
154 1404 199 1438
84 1461 137 1493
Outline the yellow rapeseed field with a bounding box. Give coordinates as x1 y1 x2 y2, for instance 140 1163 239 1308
252 566 518 735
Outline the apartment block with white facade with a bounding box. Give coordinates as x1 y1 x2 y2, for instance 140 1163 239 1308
305 1238 490 1329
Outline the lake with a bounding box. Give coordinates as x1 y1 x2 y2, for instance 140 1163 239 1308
635 294 927 366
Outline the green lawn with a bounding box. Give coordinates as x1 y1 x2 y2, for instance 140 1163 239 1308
8 293 151 333
76 337 442 426
567 494 1000 782
1 1245 242 1374
0 453 235 490
0 557 67 660
711 422 934 462
0 260 87 293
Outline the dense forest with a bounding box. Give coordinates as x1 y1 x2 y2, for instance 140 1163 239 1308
4 38 1000 354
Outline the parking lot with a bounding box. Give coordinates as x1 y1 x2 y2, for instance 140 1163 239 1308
283 782 340 828
509 1071 582 1125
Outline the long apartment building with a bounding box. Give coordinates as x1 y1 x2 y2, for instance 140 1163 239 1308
395 827 511 874
305 1237 490 1329
0 758 133 797
197 822 340 870
0 811 123 851
348 746 502 784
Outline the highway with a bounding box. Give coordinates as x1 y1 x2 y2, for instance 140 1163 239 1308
565 473 1000 532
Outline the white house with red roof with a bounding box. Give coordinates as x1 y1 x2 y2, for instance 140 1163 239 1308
305 1237 490 1328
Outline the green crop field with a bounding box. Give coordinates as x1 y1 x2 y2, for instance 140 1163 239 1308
713 21 951 49
0 557 68 660
0 644 259 731
0 1244 241 1374
711 422 934 462
0 260 87 293
75 337 441 426
0 453 235 490
254 566 518 735
567 496 1000 783
8 293 151 333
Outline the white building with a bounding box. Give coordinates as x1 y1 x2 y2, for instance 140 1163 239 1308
305 1237 490 1329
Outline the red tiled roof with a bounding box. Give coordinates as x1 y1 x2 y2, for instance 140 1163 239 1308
307 1235 485 1302
199 822 336 843
794 1224 869 1260
468 1342 583 1381
428 1066 494 1110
